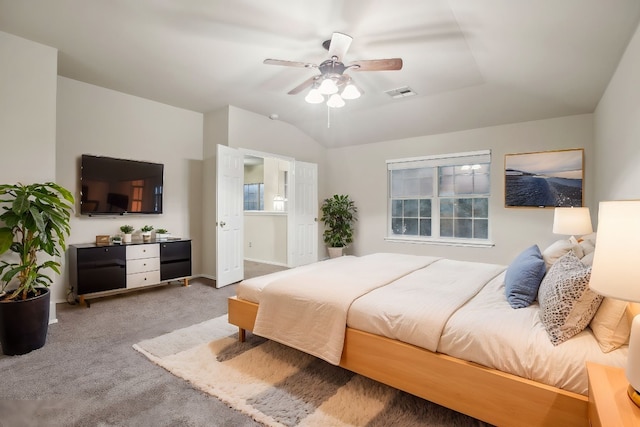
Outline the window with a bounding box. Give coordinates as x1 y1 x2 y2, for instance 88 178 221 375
243 183 264 210
387 150 491 245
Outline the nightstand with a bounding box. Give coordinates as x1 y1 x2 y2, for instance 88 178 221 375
587 362 640 426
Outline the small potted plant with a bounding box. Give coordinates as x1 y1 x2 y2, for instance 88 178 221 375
320 194 358 258
120 225 134 243
0 182 74 355
140 225 153 242
155 228 169 240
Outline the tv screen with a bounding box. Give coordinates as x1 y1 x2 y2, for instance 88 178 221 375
80 155 163 215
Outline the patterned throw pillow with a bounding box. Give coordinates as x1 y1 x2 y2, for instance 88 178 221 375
538 251 603 345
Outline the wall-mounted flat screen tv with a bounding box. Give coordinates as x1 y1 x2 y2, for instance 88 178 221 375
80 155 164 215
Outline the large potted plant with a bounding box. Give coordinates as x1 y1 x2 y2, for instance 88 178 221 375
320 194 357 258
0 182 74 355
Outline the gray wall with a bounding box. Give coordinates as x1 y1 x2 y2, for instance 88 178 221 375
594 21 640 205
325 114 595 265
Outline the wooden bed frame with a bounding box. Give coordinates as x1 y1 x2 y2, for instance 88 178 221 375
228 295 590 427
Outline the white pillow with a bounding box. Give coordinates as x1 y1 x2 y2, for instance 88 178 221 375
579 239 596 256
542 239 583 271
580 251 595 266
590 298 630 353
538 251 603 345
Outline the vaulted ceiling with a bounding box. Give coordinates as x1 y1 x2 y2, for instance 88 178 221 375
1 1 639 148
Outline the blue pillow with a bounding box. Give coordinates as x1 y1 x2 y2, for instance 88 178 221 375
505 245 547 309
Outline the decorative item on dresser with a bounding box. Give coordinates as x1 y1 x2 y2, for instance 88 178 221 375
120 224 134 243
140 225 153 243
68 239 192 306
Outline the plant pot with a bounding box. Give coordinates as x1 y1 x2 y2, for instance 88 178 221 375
123 233 132 243
0 288 50 355
142 232 151 242
327 247 344 258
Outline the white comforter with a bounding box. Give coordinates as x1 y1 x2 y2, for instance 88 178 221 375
347 258 506 352
253 253 440 364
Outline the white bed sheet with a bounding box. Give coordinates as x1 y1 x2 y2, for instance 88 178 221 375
437 271 627 395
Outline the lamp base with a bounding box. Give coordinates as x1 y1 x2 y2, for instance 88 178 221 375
628 385 640 407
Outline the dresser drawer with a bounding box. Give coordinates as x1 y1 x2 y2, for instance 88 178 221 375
127 257 160 274
126 244 159 260
126 270 161 289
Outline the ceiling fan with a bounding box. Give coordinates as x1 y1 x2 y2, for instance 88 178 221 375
264 32 403 108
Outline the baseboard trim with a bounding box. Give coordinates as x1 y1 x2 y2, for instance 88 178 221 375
244 258 288 268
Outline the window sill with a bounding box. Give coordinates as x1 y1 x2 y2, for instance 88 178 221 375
384 237 495 248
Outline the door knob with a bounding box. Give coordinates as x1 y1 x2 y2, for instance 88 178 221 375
219 221 226 228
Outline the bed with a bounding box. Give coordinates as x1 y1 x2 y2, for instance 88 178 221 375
227 242 630 427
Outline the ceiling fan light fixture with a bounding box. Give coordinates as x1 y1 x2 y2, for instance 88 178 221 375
305 88 324 104
318 78 338 95
327 94 345 108
341 83 361 100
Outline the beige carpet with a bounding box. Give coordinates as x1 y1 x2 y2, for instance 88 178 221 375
134 315 489 427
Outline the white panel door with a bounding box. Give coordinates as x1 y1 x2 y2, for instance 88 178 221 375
290 161 318 267
216 144 244 287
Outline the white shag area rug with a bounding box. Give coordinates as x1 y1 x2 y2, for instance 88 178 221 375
134 315 489 427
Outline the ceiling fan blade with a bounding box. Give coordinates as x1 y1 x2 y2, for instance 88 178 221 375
264 59 316 69
349 58 403 71
287 76 319 95
328 32 353 61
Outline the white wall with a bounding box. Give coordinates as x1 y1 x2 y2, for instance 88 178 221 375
56 77 203 302
0 31 59 320
200 106 328 275
244 213 288 265
594 22 640 203
325 114 595 265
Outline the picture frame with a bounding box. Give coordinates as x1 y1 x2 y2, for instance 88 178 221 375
504 148 584 208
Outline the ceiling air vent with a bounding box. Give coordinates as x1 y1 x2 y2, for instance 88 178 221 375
385 86 417 99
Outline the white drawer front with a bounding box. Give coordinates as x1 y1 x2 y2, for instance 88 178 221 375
127 257 160 274
126 244 159 260
126 270 161 289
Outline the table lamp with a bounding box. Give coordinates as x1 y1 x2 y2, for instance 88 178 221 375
589 200 640 406
552 207 593 238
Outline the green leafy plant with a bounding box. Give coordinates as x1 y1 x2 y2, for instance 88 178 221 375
320 194 357 248
120 225 134 234
155 228 168 234
0 182 74 301
140 225 154 233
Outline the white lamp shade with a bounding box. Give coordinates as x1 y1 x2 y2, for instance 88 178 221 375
341 83 361 100
589 200 640 301
304 88 324 104
317 78 338 95
326 94 345 108
552 207 593 236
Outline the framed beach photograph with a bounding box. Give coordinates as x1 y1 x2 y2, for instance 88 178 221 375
504 148 584 208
